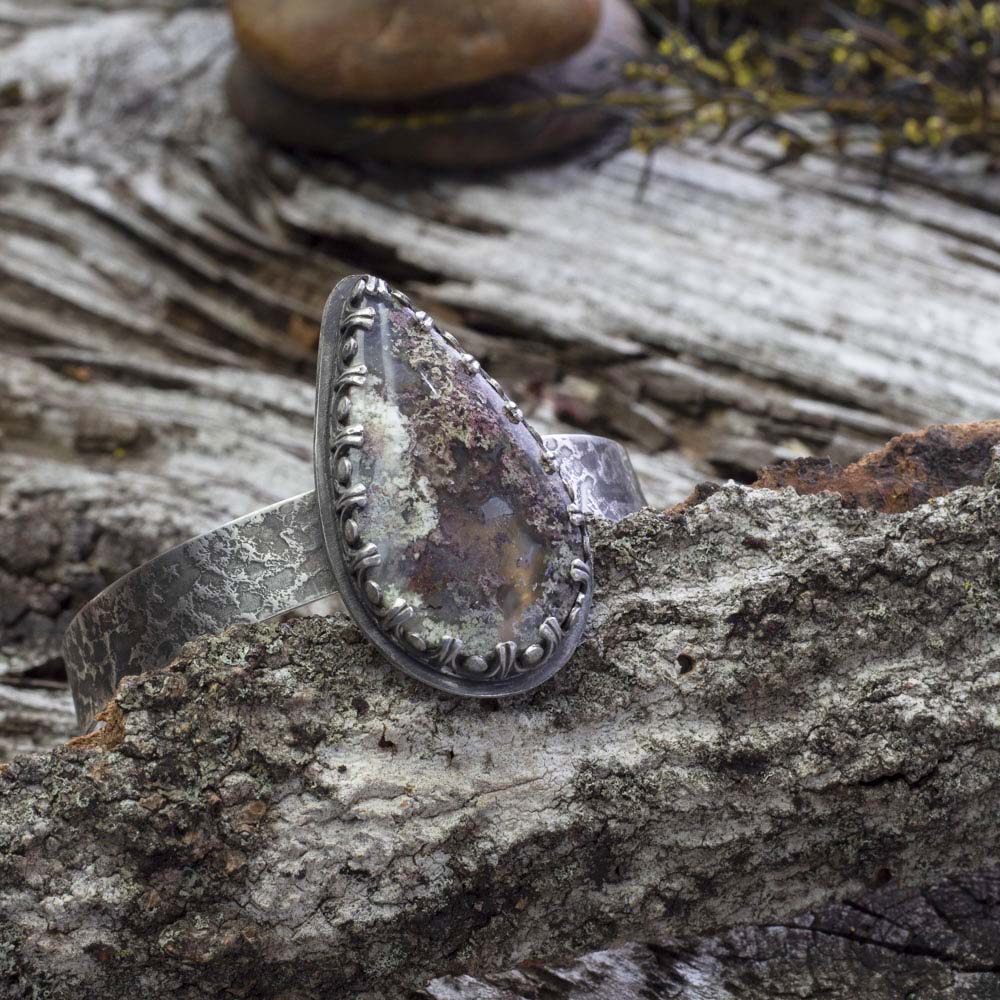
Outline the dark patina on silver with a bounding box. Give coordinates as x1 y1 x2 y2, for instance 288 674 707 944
64 275 647 731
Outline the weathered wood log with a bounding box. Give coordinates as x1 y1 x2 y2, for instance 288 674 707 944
426 868 1000 999
2 452 1000 996
4 2 1000 996
5 0 1000 696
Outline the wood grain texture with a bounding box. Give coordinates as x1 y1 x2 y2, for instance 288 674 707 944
4 0 1000 694
2 2 1000 996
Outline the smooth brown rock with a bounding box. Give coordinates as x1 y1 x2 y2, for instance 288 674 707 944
225 0 648 168
228 0 602 102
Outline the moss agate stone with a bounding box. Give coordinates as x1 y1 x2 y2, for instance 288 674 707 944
318 277 589 692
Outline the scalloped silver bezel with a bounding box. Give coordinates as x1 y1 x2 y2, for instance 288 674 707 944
314 274 592 698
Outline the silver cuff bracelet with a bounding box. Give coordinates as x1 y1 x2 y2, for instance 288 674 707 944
64 275 647 731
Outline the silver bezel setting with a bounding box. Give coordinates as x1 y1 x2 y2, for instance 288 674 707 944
314 274 593 697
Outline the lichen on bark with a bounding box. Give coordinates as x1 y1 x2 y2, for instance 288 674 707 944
2 449 1000 998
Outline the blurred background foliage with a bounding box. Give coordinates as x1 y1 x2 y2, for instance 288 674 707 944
628 0 1000 168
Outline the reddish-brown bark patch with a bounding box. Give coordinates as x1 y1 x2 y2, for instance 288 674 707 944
67 702 125 752
751 421 1000 514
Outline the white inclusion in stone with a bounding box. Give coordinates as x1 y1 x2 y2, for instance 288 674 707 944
349 390 439 550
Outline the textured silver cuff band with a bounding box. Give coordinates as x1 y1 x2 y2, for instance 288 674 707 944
64 434 645 731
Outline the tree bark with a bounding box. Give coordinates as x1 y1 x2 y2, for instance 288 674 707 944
426 869 1000 999
3 461 1000 996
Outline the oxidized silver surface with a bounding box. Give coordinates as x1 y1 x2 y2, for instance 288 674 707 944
63 275 648 731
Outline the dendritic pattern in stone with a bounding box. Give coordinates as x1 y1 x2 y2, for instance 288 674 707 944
320 275 592 691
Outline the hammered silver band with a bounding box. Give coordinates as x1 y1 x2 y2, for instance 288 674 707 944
64 434 645 731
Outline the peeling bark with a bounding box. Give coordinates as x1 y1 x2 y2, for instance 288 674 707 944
752 421 1000 514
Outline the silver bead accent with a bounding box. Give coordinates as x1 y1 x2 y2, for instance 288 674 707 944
504 401 523 424
364 580 382 605
464 655 489 675
460 353 481 375
335 457 352 484
405 632 427 653
343 518 360 544
341 336 358 362
522 645 545 668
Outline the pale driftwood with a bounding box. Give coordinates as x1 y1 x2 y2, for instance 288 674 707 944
4 0 1000 688
0 0 1000 684
0 682 74 760
3 468 1000 997
3 2 1000 997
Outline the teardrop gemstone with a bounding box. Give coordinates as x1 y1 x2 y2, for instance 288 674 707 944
316 275 590 693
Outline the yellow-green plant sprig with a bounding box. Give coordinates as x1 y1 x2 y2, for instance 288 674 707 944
624 0 1000 165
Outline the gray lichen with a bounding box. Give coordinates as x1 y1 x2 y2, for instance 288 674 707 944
2 470 1000 998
